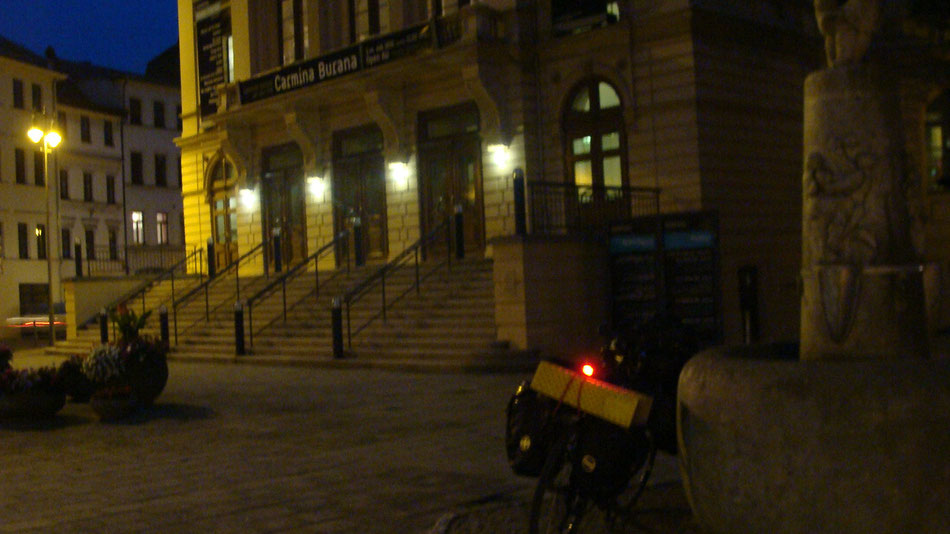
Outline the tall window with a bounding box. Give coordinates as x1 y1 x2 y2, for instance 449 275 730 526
108 229 118 260
153 101 165 128
33 150 44 186
32 84 42 112
15 148 26 184
35 224 47 260
18 222 28 259
129 98 142 125
130 152 143 185
62 228 71 258
80 116 91 143
57 112 67 141
155 154 167 186
85 229 96 260
131 211 145 245
107 175 116 204
12 79 24 109
59 169 69 199
564 79 625 199
156 212 169 245
104 120 114 146
926 90 950 189
281 0 306 65
83 172 93 202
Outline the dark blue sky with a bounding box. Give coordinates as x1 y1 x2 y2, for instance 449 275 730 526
0 0 178 74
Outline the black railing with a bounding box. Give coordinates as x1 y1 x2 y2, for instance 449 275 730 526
75 244 191 277
172 239 268 344
340 216 454 349
245 232 350 348
527 181 660 235
93 247 205 340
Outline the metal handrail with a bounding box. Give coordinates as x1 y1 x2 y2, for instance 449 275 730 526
245 231 350 348
90 247 204 334
341 216 454 347
172 239 268 344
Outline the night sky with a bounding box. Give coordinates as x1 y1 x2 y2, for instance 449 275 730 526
0 0 179 74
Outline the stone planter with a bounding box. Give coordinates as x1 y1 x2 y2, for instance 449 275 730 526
0 389 67 419
127 356 168 407
677 346 950 533
89 394 139 421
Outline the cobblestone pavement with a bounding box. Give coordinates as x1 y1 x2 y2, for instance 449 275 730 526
4 350 538 533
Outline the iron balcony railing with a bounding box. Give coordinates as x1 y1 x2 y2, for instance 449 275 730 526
527 181 661 235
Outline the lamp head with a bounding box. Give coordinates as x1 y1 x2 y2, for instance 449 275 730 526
27 127 44 144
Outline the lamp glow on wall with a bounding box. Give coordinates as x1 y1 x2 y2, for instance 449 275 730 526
307 176 327 201
388 162 410 191
239 187 258 210
488 144 511 167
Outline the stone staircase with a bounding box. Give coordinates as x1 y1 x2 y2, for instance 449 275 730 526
50 258 537 371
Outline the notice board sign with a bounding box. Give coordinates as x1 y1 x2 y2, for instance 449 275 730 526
609 211 721 345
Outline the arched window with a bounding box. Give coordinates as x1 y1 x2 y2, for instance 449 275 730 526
563 79 626 211
926 90 950 189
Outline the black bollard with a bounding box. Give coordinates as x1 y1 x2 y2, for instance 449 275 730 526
454 204 464 260
99 308 108 343
234 301 245 356
207 238 216 278
513 168 526 236
332 297 344 359
75 243 83 278
353 217 364 267
159 305 169 345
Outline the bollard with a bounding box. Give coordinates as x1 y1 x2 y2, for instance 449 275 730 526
99 308 108 343
353 217 364 267
207 238 216 278
273 230 282 273
331 297 344 359
159 305 169 345
75 243 83 278
454 204 464 260
234 300 245 356
513 168 526 236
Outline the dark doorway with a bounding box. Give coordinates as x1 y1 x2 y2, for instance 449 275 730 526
261 143 307 269
333 125 388 263
418 102 484 257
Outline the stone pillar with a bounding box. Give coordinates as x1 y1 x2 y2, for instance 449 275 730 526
800 66 928 360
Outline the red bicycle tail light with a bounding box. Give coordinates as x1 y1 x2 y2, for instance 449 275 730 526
582 364 595 377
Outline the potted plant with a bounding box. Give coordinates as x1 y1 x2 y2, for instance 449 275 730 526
82 344 138 420
0 365 66 419
57 354 96 403
110 307 168 406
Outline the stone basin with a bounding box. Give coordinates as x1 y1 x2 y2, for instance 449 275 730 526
677 345 950 533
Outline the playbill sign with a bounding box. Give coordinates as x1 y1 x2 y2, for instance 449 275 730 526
239 24 432 105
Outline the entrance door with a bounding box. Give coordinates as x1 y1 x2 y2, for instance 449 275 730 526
333 126 388 262
417 103 484 258
261 144 307 269
209 159 238 270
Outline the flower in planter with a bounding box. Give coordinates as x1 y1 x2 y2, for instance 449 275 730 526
57 354 96 403
110 307 151 343
81 344 126 386
0 366 62 395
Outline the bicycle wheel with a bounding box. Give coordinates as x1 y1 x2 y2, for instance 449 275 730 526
530 431 590 534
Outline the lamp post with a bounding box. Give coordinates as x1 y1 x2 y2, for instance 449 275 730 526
28 122 61 345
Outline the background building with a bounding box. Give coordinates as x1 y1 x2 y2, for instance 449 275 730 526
176 0 949 347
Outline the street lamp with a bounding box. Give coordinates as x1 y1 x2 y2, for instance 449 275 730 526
28 121 61 345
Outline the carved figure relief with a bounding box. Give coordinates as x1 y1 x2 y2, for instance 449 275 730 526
814 0 881 67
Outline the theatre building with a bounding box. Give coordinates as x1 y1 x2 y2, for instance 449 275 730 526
176 0 949 349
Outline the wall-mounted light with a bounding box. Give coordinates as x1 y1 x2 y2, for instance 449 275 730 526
488 144 510 167
388 162 410 191
239 188 258 210
307 176 327 200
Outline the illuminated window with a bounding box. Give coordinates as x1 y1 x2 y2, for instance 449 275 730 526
35 224 46 260
926 90 950 189
131 211 145 245
156 212 169 245
563 79 626 202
